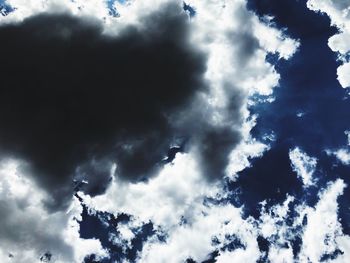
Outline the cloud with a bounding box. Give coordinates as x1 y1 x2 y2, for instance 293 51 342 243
83 153 216 228
227 115 271 180
326 131 350 165
0 3 209 209
289 147 317 187
78 0 299 261
298 179 349 262
0 0 302 261
80 0 299 226
137 203 261 263
307 0 350 89
328 148 350 165
0 158 107 263
257 179 350 262
0 0 299 210
82 164 350 262
337 62 350 88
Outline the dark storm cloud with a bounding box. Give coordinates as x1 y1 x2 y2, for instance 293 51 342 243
0 2 250 211
0 4 208 209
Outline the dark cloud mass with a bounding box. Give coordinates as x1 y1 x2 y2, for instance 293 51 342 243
0 5 209 208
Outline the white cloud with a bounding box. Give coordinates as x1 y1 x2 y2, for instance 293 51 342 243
81 154 350 263
268 247 294 263
258 179 350 263
135 178 350 263
109 220 138 253
330 148 350 165
0 0 110 23
299 179 349 262
227 114 271 180
0 159 107 262
137 203 261 263
307 0 350 89
182 0 297 181
253 15 300 60
337 62 350 88
326 131 350 165
83 153 218 228
289 147 317 187
259 196 295 239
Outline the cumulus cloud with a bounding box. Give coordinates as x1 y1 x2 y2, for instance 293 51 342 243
258 179 350 263
307 0 350 89
0 159 107 263
329 148 350 165
83 153 217 228
138 203 260 263
326 131 350 165
82 162 350 262
289 147 317 187
227 115 271 180
298 179 349 262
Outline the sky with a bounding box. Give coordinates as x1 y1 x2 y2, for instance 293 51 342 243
0 0 349 262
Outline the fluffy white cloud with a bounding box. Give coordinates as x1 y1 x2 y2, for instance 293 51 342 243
299 179 349 262
268 247 294 263
124 175 350 263
0 159 107 262
138 204 260 263
330 148 350 165
307 0 350 89
227 114 271 180
337 62 350 88
289 147 317 187
83 153 217 228
258 179 350 263
326 131 350 165
0 0 110 23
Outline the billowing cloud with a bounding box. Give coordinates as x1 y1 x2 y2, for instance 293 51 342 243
80 162 350 262
0 159 108 262
298 179 349 262
307 0 350 89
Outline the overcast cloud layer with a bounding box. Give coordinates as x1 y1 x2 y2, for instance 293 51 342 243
0 0 349 262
